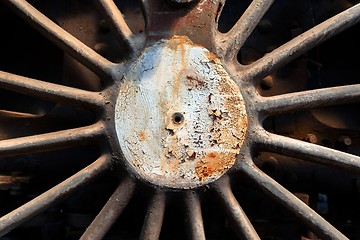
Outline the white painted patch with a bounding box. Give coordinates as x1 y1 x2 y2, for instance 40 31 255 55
115 36 247 189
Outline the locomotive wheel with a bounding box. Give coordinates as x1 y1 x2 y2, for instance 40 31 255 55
0 0 360 239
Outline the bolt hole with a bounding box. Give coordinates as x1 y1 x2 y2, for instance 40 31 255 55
172 112 184 124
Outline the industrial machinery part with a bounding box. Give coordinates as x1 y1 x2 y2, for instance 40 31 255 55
0 0 360 239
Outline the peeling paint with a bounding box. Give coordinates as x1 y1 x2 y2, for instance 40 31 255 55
115 36 248 189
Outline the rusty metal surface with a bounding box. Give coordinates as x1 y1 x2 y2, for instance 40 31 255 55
239 159 347 240
139 190 166 240
80 176 136 240
0 71 104 110
239 3 360 83
0 0 359 239
144 0 222 49
212 176 260 240
183 191 206 240
0 155 111 236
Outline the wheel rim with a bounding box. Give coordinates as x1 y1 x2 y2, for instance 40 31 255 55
0 0 360 239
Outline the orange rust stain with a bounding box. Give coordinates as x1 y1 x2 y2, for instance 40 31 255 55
195 152 236 181
186 75 204 83
224 95 248 147
170 0 216 38
185 75 206 89
170 35 207 50
207 73 248 150
205 51 218 62
167 36 189 99
138 131 147 141
170 35 192 44
217 76 235 93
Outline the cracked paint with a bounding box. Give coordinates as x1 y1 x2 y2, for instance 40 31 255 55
115 36 247 189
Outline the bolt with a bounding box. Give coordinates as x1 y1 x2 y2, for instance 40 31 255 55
257 19 273 34
262 156 278 173
94 43 109 57
260 75 273 90
304 134 317 144
339 136 352 146
335 135 352 150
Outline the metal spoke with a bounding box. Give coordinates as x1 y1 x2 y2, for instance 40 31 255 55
217 0 274 60
0 154 111 237
241 3 360 82
0 110 38 118
96 0 136 52
139 190 166 240
5 0 116 79
81 177 136 240
212 176 260 240
184 191 206 240
0 71 104 110
140 0 150 31
0 113 60 141
240 160 348 240
0 123 104 157
257 84 360 115
254 130 360 174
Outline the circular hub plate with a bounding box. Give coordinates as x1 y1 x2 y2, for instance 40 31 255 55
115 36 248 189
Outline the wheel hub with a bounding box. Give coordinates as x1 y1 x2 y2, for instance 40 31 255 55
115 36 248 189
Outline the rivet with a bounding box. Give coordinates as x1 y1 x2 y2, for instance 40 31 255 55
94 43 109 57
304 134 317 144
260 75 273 90
338 136 352 146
